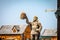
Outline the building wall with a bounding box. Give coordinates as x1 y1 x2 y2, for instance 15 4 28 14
51 36 57 40
0 35 21 40
41 36 57 40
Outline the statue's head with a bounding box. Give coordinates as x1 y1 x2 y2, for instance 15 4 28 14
33 16 38 22
20 12 26 19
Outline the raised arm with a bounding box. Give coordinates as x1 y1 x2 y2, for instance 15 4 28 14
25 16 30 24
20 12 32 30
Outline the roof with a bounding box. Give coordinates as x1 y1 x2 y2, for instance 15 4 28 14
0 25 27 34
41 29 57 36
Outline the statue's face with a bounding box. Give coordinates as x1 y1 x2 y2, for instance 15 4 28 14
33 16 38 21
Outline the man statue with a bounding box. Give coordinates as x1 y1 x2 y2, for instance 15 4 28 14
20 12 42 40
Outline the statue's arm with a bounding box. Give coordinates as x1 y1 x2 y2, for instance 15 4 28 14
25 16 32 25
36 23 42 32
26 17 30 24
25 17 32 29
38 23 42 32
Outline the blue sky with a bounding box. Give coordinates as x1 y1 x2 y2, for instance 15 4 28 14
0 0 57 33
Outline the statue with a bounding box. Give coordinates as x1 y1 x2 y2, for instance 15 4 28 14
20 12 42 40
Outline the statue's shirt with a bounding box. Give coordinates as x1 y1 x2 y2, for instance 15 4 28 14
31 22 39 34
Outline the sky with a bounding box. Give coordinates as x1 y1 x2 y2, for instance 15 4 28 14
0 0 57 34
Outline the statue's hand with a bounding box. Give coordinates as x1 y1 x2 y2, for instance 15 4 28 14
20 12 27 19
36 29 40 33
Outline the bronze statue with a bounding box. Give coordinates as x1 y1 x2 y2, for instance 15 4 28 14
20 12 42 40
